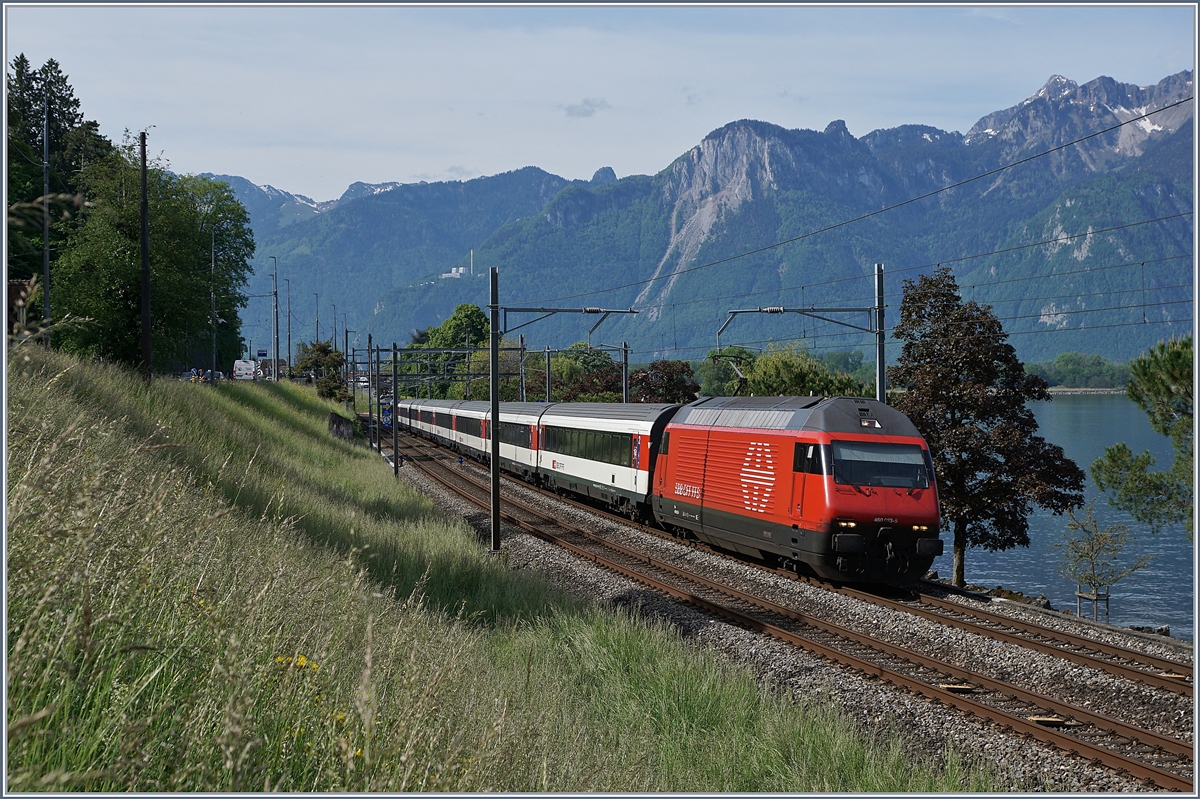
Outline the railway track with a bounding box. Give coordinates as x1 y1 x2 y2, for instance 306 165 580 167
384 430 1194 791
383 428 1192 695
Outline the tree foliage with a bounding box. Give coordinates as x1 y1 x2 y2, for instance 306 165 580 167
559 363 623 402
51 138 254 370
745 343 869 398
1091 335 1193 535
7 54 114 289
296 340 349 400
698 347 757 397
629 360 699 403
1056 501 1152 597
560 342 615 374
1024 352 1131 388
889 267 1086 587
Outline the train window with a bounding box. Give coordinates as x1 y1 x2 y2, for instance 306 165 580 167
660 432 670 456
831 441 929 489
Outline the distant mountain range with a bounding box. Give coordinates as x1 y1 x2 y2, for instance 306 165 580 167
223 70 1192 366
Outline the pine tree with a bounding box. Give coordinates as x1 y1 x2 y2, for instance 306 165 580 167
889 267 1085 587
1092 335 1193 535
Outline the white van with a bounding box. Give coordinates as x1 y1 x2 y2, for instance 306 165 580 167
233 360 259 381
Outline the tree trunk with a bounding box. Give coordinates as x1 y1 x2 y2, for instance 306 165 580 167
953 520 968 587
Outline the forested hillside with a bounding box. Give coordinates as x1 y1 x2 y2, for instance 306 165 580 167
235 70 1192 365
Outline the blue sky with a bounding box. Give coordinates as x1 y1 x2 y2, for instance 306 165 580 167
5 4 1195 201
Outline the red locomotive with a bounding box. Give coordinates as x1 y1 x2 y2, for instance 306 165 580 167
394 394 942 584
651 396 941 583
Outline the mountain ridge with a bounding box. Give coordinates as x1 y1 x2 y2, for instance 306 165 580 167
224 69 1191 365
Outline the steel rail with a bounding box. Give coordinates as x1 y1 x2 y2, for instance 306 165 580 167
391 437 1194 790
799 578 1193 696
913 591 1193 680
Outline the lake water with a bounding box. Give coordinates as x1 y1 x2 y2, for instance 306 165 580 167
927 393 1195 642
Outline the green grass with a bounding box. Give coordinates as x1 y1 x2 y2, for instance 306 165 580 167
6 346 1001 791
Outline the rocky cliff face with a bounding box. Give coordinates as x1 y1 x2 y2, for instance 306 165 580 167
631 70 1193 317
963 71 1193 165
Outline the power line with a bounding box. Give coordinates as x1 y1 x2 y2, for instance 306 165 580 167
518 96 1192 306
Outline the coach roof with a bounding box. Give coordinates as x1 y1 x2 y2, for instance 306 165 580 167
540 402 681 423
671 396 922 437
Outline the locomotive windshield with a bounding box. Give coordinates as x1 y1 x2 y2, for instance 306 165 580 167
831 441 930 489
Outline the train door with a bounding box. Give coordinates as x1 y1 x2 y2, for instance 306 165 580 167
791 441 812 520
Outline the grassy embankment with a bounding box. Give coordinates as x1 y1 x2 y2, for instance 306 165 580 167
7 346 1000 791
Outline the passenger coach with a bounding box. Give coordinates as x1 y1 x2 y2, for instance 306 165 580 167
537 402 677 517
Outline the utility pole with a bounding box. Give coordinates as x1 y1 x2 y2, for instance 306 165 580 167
545 346 552 402
140 130 151 379
314 293 319 343
392 341 398 478
622 342 629 403
367 333 374 449
42 85 49 347
332 303 337 348
874 262 886 403
271 256 279 382
375 344 383 455
488 267 500 552
211 228 217 383
284 278 291 376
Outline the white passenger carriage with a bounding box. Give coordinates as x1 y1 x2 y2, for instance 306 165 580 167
494 402 548 481
536 403 678 516
446 401 489 455
403 399 460 446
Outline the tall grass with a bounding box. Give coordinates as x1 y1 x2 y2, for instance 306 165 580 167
6 347 1000 791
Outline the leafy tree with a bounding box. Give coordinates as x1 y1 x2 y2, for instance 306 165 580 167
629 360 699 403
561 342 615 373
889 267 1085 587
296 340 348 400
560 363 623 402
52 138 254 370
1056 501 1152 618
426 303 489 350
445 335 524 401
7 54 113 293
745 343 869 398
1092 335 1193 535
698 347 757 396
407 303 490 396
1024 352 1131 389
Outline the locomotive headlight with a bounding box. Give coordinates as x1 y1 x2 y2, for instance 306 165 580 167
837 520 857 528
912 525 928 532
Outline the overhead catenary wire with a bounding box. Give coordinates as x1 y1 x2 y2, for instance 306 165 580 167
517 96 1193 307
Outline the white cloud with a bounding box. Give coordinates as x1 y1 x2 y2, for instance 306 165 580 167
563 97 611 118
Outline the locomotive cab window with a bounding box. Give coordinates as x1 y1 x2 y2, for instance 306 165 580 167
831 441 929 489
793 442 828 475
